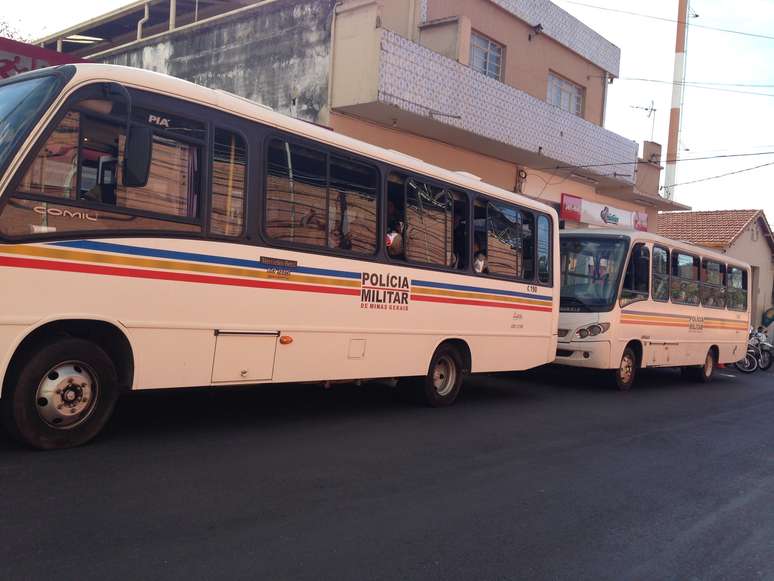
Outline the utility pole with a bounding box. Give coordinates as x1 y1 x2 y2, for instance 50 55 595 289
664 0 689 200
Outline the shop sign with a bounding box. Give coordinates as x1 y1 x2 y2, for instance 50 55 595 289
561 193 647 231
0 37 81 79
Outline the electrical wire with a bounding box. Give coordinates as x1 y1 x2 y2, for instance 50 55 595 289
556 0 774 42
537 150 774 171
616 77 774 98
663 160 774 189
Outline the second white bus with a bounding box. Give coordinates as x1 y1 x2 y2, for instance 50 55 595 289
555 229 750 388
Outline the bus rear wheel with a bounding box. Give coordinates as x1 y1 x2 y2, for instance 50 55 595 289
613 347 637 391
683 349 717 383
398 343 464 407
1 338 119 450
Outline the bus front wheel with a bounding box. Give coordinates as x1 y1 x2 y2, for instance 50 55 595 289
1 338 119 450
613 347 637 391
398 343 464 407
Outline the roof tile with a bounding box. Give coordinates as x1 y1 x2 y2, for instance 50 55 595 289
656 210 767 248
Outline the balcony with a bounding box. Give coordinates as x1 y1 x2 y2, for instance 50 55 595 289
331 7 642 192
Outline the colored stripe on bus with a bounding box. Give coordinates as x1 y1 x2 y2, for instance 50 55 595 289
412 294 553 312
0 255 361 297
411 286 552 308
1 244 360 290
621 310 747 330
51 240 362 280
411 279 552 302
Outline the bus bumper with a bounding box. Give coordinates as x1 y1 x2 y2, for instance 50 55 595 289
554 340 612 368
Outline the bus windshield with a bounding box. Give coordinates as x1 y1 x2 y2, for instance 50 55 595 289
560 236 628 312
0 75 60 178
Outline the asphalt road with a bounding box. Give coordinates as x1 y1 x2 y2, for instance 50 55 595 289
2 365 774 581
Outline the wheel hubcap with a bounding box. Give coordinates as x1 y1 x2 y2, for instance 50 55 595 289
35 361 98 429
705 354 713 376
619 354 634 384
432 355 457 397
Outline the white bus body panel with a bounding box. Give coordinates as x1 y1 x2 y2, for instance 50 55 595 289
0 238 558 390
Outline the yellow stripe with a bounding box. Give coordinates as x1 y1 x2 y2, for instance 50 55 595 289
0 245 360 289
411 285 552 307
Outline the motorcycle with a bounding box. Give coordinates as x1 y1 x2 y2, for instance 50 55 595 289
754 330 773 371
735 329 773 373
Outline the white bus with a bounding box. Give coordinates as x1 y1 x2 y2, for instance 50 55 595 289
555 229 751 388
0 64 559 448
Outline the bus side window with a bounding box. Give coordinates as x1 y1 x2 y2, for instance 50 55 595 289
485 200 533 280
536 214 551 284
404 178 453 267
265 140 378 255
671 252 700 305
621 243 649 306
4 97 204 237
652 245 670 302
265 139 327 247
727 266 748 311
329 156 378 255
701 259 726 309
211 129 246 237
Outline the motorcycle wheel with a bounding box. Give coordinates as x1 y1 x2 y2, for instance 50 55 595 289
759 350 773 371
736 353 759 373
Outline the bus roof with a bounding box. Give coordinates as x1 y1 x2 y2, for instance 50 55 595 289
560 228 751 270
42 63 557 221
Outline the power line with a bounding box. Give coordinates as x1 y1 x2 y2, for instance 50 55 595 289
557 0 774 41
538 150 774 171
663 161 774 189
617 77 774 98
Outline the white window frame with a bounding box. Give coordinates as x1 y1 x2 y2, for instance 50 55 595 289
470 32 504 81
547 73 584 117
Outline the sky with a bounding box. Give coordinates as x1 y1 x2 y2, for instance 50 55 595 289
5 0 774 217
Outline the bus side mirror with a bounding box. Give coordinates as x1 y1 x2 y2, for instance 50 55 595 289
123 126 153 187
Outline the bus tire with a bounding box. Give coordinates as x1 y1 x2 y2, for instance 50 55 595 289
683 349 717 383
613 347 637 391
1 338 119 450
398 344 464 407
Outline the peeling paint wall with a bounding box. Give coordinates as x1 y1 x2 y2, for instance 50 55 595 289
100 0 335 123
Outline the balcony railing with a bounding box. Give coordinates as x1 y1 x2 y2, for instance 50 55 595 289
372 30 638 185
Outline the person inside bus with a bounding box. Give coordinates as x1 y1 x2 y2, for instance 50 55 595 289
473 236 488 274
386 198 405 259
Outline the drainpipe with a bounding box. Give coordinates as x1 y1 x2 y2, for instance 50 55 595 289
170 0 177 31
327 2 343 121
137 2 150 41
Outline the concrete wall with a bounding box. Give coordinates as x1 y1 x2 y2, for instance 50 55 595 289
725 219 774 327
426 0 608 126
99 0 335 124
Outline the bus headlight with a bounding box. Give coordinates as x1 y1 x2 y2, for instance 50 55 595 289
574 323 610 340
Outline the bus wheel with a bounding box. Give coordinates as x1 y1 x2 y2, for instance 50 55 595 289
1 338 119 450
614 347 637 391
684 350 717 383
398 344 464 407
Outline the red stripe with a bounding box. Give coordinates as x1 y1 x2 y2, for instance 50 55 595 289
412 293 552 312
0 255 361 297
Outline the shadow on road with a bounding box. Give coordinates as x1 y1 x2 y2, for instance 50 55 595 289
0 363 749 452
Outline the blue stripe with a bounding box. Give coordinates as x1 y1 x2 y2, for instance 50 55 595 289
50 240 362 280
411 278 552 301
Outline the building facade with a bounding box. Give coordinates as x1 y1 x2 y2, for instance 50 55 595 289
37 0 688 229
658 210 774 328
